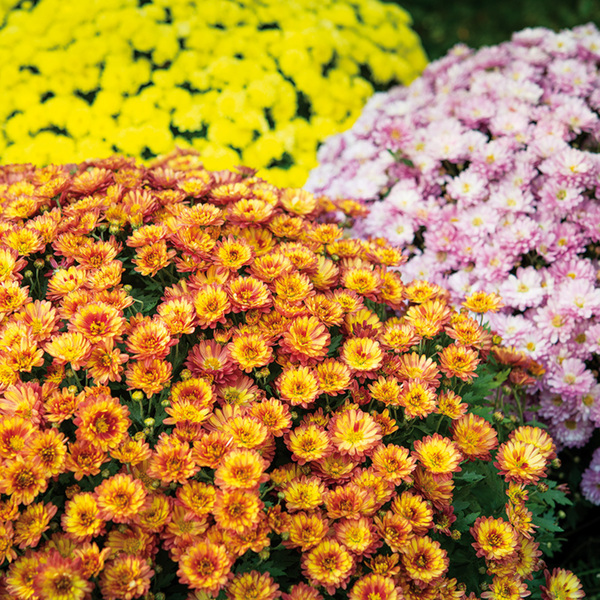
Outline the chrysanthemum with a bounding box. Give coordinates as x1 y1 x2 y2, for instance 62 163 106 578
249 398 292 437
221 415 269 450
94 473 148 524
99 554 154 600
192 430 236 468
315 359 352 396
412 467 455 509
193 284 231 328
31 551 92 600
146 435 199 484
494 439 548 484
213 488 262 533
402 535 449 586
69 301 125 344
65 440 108 481
349 574 400 600
228 275 272 313
25 428 67 477
334 516 379 556
510 426 557 461
391 491 434 536
0 455 48 505
84 340 129 384
471 516 519 561
44 332 91 370
341 337 383 374
413 434 463 478
280 315 331 364
481 576 531 600
451 413 499 461
439 344 481 382
436 390 468 420
0 281 31 314
368 376 402 406
0 416 35 460
125 358 172 397
463 291 504 314
405 300 453 338
177 540 232 593
328 409 382 456
46 266 87 300
283 476 326 512
282 582 324 600
374 511 413 553
541 568 585 600
399 380 438 419
61 492 105 543
276 365 321 407
285 424 331 465
73 395 130 451
13 501 58 549
286 511 329 551
379 320 420 354
125 317 174 361
302 538 354 595
176 481 216 518
226 570 279 600
228 331 273 372
0 520 17 564
214 448 268 490
324 483 377 519
18 299 59 343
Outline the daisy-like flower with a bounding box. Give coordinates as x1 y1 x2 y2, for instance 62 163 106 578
286 510 329 551
228 275 272 312
510 426 557 461
249 398 292 437
228 331 273 372
213 488 262 533
374 511 413 553
436 390 469 420
99 554 154 600
85 339 129 384
495 439 548 484
125 317 174 361
481 576 531 600
405 300 453 338
214 448 268 490
391 491 434 536
341 337 383 374
285 424 331 465
315 359 352 395
438 344 481 382
0 455 48 505
334 515 379 556
471 516 519 561
186 341 234 384
94 473 148 524
541 568 585 600
25 428 67 477
61 492 105 543
73 394 130 451
413 434 463 478
192 430 236 468
282 582 325 600
370 443 416 485
226 570 279 600
451 413 499 461
125 358 172 397
177 541 232 593
283 476 326 511
44 331 92 370
147 434 199 483
32 551 93 600
132 240 177 277
399 380 438 419
13 501 58 549
302 538 354 595
65 440 108 481
194 284 231 328
328 409 382 456
110 435 151 466
379 321 420 354
463 291 505 314
69 301 125 344
324 483 377 519
402 536 449 586
280 316 331 364
277 365 321 407
0 416 35 460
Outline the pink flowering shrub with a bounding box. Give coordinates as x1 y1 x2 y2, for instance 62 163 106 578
306 23 600 504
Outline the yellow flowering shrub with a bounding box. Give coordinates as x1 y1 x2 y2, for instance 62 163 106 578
0 0 427 186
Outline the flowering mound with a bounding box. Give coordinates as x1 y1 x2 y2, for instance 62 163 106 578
0 0 427 188
0 149 580 599
307 23 600 503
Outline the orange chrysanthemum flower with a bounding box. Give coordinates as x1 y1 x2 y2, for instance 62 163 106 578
436 390 468 420
374 511 413 553
283 476 326 512
126 317 174 361
109 435 151 465
391 491 434 536
13 501 58 549
228 331 273 372
125 358 172 397
463 291 504 314
495 439 548 485
334 516 379 556
286 510 329 552
510 426 557 461
44 331 92 370
32 551 93 600
213 488 262 533
282 582 325 600
324 483 377 520
0 455 48 505
226 570 279 600
61 492 105 543
369 376 402 406
379 320 420 354
177 541 232 593
413 434 463 478
541 568 585 600
0 415 35 460
85 339 129 385
328 409 382 457
341 337 383 374
349 574 400 600
399 380 438 419
228 275 272 312
412 467 455 510
277 365 321 407
194 284 231 328
99 554 154 600
402 536 449 585
26 428 67 476
65 439 108 481
286 424 331 465
46 266 87 300
214 448 268 490
249 398 292 437
73 394 130 451
471 516 519 561
280 316 331 364
438 344 480 382
481 576 531 600
147 435 199 484
69 301 125 344
94 473 148 523
302 538 354 595
315 359 352 396
451 413 499 461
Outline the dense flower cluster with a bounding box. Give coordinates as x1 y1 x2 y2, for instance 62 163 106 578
0 0 427 187
307 23 600 504
0 150 580 599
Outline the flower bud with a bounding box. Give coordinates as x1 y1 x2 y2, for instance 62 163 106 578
180 369 192 381
536 482 549 493
132 391 144 402
551 458 561 469
23 270 33 278
144 418 155 428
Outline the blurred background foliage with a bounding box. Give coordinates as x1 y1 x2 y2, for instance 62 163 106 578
391 0 600 60
389 0 600 596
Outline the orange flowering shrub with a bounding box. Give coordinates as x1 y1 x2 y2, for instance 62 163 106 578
0 149 582 600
